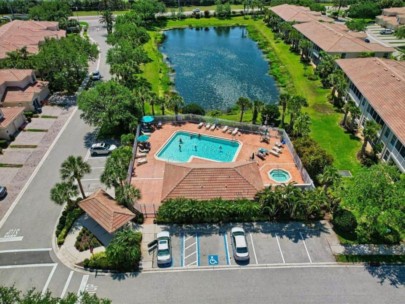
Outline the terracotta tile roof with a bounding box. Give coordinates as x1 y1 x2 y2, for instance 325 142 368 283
336 58 405 145
382 7 405 15
79 189 135 234
294 21 394 53
2 81 48 103
270 4 333 23
0 69 33 84
0 107 25 128
0 20 65 59
161 161 264 201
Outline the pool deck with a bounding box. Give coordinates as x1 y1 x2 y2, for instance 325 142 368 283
131 122 304 208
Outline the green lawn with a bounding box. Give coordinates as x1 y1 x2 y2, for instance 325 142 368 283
142 16 362 172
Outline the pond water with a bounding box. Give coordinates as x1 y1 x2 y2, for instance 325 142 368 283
159 27 279 110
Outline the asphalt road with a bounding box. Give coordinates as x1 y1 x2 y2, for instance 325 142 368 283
0 16 403 304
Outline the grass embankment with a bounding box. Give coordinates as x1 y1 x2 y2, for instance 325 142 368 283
143 16 362 172
336 255 405 264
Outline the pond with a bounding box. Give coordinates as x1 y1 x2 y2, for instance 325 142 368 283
159 26 279 110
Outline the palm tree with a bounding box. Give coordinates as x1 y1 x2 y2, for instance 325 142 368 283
50 182 78 206
317 165 341 193
279 93 291 127
349 105 361 131
167 93 184 116
252 100 265 124
360 120 380 158
292 112 311 137
60 156 91 199
99 9 115 34
236 97 252 122
134 83 152 116
156 96 168 115
328 70 347 106
149 91 158 116
287 95 308 128
342 100 354 127
289 29 301 52
115 183 141 214
298 39 312 62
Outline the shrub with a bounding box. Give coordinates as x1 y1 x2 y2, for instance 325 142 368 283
332 208 357 234
293 137 334 179
156 198 263 224
348 2 381 19
24 111 34 118
56 207 84 246
204 10 210 18
86 252 112 270
182 103 206 116
0 140 8 148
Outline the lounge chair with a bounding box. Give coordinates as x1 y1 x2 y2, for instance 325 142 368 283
259 148 269 155
156 121 163 129
137 158 148 165
142 131 152 136
210 124 216 131
261 136 270 143
135 152 147 158
205 123 211 129
139 148 149 153
227 128 233 134
275 141 283 148
231 128 239 136
269 150 279 157
222 126 228 133
256 152 266 160
272 146 282 153
197 122 204 129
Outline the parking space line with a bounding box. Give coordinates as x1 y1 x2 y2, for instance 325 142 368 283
77 275 89 296
181 233 184 267
185 235 194 241
84 150 90 161
187 261 197 266
249 233 258 264
0 248 51 253
185 242 196 250
300 232 313 264
81 178 100 182
223 233 231 265
42 263 57 295
60 271 74 298
276 235 285 264
196 233 200 266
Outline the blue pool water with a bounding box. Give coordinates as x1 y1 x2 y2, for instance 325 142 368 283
269 169 291 183
157 131 240 162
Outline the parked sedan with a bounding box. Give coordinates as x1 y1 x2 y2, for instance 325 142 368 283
156 231 172 266
91 71 102 81
231 227 249 262
90 142 117 156
380 28 394 35
0 186 7 200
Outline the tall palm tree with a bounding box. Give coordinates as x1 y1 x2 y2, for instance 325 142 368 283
156 96 167 115
287 95 308 128
292 112 311 137
317 165 341 193
60 156 91 199
349 105 361 131
134 83 152 116
279 93 291 127
289 28 301 52
149 91 158 116
115 183 141 214
342 100 354 127
167 93 184 116
298 39 312 62
328 70 347 106
236 97 252 122
50 182 78 206
361 120 380 158
252 100 265 124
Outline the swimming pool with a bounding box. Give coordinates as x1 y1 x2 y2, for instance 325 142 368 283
156 131 241 162
269 169 291 183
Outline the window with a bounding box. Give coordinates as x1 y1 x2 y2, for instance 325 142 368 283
384 128 391 139
383 150 390 161
391 135 397 146
349 82 363 100
341 53 347 59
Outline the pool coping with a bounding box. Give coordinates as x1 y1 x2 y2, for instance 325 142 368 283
154 130 243 163
268 168 292 184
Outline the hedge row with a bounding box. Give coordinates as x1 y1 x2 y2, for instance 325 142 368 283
56 206 84 246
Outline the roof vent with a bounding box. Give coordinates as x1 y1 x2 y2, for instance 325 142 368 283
391 74 396 77
397 78 401 81
384 68 388 71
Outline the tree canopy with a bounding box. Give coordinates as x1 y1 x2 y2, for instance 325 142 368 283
77 81 142 137
340 164 405 244
28 0 71 22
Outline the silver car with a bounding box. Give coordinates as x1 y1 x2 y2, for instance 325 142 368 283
231 227 249 262
156 231 172 266
90 142 117 156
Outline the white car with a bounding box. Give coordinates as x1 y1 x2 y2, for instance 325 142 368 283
231 227 249 262
90 142 117 156
91 71 102 81
156 231 172 266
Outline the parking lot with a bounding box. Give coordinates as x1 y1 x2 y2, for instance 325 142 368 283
152 222 335 269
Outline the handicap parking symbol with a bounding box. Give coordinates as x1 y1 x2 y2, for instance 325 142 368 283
208 255 219 266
